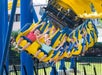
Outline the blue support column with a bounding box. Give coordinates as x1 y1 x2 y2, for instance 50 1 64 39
70 57 75 69
32 6 38 23
0 0 8 74
50 65 58 75
20 0 38 75
0 0 17 74
70 57 77 75
59 59 67 70
0 0 8 63
3 0 9 74
0 0 3 62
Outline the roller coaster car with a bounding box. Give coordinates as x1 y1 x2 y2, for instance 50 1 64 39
16 22 67 62
13 0 99 64
16 20 98 63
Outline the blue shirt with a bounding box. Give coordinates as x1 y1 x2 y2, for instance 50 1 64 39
41 43 53 53
67 42 74 52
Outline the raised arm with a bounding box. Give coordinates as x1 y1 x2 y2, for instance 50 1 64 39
38 28 51 38
30 22 46 32
53 37 67 51
36 38 42 45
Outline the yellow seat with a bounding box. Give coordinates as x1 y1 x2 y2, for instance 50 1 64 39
88 22 98 43
59 52 67 60
88 37 94 48
85 41 89 51
94 32 98 43
59 51 72 60
72 43 82 55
